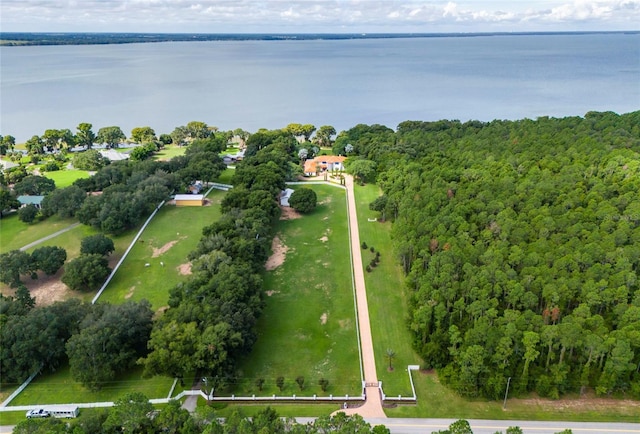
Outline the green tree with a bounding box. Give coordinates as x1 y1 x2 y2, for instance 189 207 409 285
72 149 109 170
67 301 153 390
0 134 16 155
276 376 285 392
31 246 66 275
0 186 19 218
345 158 377 183
41 185 86 218
17 203 39 223
103 392 155 433
12 417 67 433
186 121 212 140
295 375 305 391
288 187 317 213
0 250 35 288
62 254 111 291
76 122 96 149
13 175 56 196
80 234 115 256
314 125 336 148
130 126 157 143
25 135 44 155
386 348 396 371
96 126 126 148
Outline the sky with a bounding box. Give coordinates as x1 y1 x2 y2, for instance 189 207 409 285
1 0 639 33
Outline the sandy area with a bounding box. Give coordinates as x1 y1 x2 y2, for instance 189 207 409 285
279 205 302 220
152 237 185 257
177 262 192 275
265 235 289 270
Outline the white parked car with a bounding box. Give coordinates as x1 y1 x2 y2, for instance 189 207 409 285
26 409 50 418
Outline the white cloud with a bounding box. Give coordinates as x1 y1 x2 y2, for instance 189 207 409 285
1 0 639 32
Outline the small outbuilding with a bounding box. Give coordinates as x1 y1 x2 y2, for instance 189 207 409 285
174 194 204 206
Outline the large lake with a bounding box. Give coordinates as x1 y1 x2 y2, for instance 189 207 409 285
1 33 639 142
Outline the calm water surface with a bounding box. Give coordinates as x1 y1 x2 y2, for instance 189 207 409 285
1 33 639 142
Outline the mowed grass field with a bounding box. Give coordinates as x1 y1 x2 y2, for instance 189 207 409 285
43 169 91 188
354 183 420 397
231 184 361 397
97 190 225 310
0 213 79 253
153 145 187 160
8 365 173 407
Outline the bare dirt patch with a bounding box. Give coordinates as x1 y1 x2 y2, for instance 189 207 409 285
319 235 329 242
203 199 213 207
11 270 71 306
177 262 192 275
320 312 328 325
265 290 280 296
265 235 289 271
513 395 640 412
152 237 186 258
125 286 136 299
279 205 302 220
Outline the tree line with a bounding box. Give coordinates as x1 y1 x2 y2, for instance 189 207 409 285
342 111 640 399
13 398 390 434
140 129 303 390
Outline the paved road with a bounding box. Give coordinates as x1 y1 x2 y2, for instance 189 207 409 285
339 175 385 418
295 418 640 434
19 222 81 251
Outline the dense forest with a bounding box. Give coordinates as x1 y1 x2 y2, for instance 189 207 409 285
344 111 640 399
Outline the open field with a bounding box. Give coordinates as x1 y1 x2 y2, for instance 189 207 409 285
7 365 173 407
386 371 640 422
0 213 79 254
353 183 420 397
42 169 91 188
213 402 342 418
96 190 225 310
217 168 235 185
153 145 186 160
230 184 361 397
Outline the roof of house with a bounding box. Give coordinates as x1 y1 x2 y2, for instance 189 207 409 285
17 195 44 205
304 155 346 173
100 149 130 161
175 194 204 201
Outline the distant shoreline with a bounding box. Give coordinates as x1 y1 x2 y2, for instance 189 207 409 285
1 30 638 46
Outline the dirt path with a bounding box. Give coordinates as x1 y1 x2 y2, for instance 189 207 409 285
339 175 386 418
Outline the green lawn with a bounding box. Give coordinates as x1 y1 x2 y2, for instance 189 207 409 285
154 145 186 160
217 168 235 185
8 364 174 406
385 372 640 422
0 213 79 253
43 169 91 188
353 184 420 397
231 185 361 397
96 190 225 310
213 403 341 418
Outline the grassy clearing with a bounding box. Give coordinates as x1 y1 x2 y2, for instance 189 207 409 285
0 213 80 253
154 145 186 160
43 170 91 188
213 403 341 418
231 185 361 397
97 190 225 310
353 184 420 397
217 168 235 185
8 364 173 406
386 372 640 422
0 410 29 425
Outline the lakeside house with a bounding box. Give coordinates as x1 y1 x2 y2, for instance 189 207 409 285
303 156 346 176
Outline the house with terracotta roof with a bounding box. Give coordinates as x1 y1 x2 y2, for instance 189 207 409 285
303 156 346 176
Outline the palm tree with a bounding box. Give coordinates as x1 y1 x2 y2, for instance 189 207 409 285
386 348 396 371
